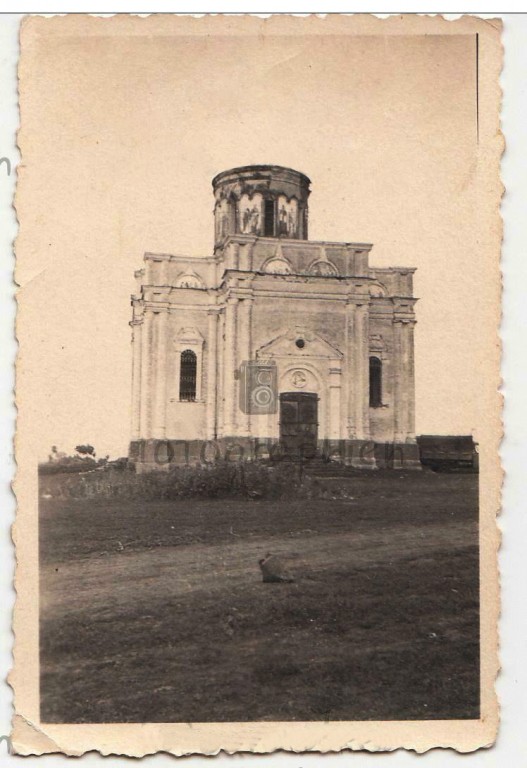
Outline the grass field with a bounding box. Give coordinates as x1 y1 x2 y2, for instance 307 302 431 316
39 469 479 723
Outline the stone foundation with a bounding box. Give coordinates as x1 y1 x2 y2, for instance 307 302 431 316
129 437 422 472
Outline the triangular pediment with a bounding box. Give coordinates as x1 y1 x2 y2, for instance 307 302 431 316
256 327 343 360
175 326 205 346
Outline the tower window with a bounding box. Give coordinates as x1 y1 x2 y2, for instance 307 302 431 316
264 199 275 237
179 349 197 401
369 356 382 408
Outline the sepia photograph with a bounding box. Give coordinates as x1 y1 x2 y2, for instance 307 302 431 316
13 13 502 755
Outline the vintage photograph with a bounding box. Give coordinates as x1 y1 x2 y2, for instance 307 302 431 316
13 13 501 755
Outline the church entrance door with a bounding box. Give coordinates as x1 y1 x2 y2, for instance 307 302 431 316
279 392 318 459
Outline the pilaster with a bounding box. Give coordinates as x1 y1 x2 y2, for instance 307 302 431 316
404 319 416 439
238 239 256 271
223 296 239 434
206 309 220 440
139 309 153 439
152 310 168 439
217 309 226 437
356 301 370 440
238 296 253 436
345 301 356 439
130 319 142 440
345 293 370 441
393 313 417 442
393 319 404 442
328 367 342 440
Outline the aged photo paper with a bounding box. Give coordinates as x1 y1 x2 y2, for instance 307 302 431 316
12 13 502 756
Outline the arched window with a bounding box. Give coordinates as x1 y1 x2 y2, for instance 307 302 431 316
179 349 197 401
264 199 275 236
369 356 382 408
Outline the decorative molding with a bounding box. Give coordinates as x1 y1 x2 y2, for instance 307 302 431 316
175 326 205 347
369 281 388 297
261 255 293 275
291 370 308 389
256 327 343 360
175 271 206 289
308 259 339 276
369 334 384 353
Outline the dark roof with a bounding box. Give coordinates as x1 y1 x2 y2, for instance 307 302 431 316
212 164 311 188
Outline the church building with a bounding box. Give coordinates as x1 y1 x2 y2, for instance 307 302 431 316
129 165 420 470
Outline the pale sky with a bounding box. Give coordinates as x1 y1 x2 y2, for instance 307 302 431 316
18 17 490 459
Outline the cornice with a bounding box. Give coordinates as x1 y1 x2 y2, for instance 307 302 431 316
143 252 216 264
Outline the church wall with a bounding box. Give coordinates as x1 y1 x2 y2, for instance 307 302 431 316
370 268 415 297
167 259 215 289
250 295 347 357
249 294 347 441
223 238 371 277
165 308 209 440
138 285 412 447
368 312 397 442
143 255 215 291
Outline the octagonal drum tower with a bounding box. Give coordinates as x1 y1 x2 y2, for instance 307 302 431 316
212 164 311 248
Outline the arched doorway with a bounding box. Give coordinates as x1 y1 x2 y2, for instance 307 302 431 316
279 392 318 459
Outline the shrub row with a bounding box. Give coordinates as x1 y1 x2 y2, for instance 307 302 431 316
40 461 326 501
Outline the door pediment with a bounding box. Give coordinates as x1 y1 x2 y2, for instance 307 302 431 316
256 327 343 360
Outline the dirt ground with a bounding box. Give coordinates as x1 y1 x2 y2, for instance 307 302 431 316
39 470 479 723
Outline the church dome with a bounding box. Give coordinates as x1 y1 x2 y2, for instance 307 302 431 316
212 164 311 245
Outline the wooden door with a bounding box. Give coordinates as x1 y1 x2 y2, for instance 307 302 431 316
279 392 318 459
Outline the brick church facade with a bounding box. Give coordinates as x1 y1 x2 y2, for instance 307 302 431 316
129 165 420 470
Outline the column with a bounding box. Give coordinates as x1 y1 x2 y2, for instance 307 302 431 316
206 309 219 440
223 297 238 435
238 297 253 436
130 320 142 440
139 309 152 439
152 310 168 438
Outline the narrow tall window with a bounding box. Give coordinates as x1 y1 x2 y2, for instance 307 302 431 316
264 199 275 236
369 356 382 407
179 349 197 401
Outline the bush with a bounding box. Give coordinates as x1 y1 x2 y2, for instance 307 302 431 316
38 457 97 475
40 461 325 501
